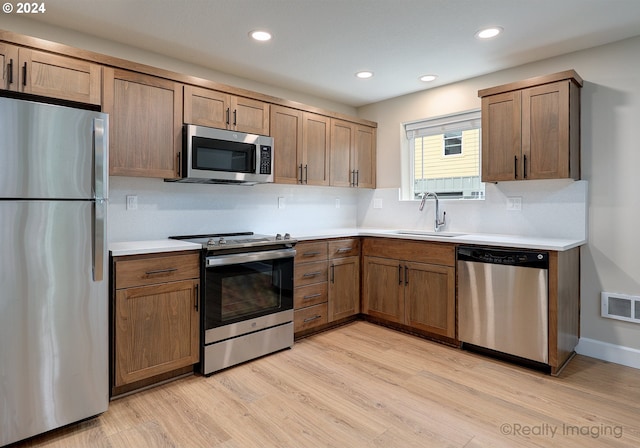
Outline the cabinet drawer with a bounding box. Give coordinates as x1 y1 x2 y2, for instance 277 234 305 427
295 241 328 263
295 260 328 286
115 252 200 289
294 303 328 332
328 238 360 259
294 282 328 309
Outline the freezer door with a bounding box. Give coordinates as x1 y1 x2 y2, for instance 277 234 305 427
0 97 108 200
0 201 109 446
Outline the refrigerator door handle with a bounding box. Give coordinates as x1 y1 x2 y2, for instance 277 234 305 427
93 118 108 199
93 199 107 282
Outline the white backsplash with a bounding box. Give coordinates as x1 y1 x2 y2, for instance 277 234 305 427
107 177 358 242
109 177 587 242
357 180 588 240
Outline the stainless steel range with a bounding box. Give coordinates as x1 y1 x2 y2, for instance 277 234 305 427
170 232 296 375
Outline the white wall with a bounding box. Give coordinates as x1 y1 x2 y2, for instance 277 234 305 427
358 36 640 361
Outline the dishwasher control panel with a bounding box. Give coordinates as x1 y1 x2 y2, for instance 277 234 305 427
457 246 548 269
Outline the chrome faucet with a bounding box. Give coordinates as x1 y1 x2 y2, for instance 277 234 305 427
419 192 446 232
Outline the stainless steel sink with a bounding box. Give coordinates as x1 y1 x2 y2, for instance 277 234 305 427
394 230 467 238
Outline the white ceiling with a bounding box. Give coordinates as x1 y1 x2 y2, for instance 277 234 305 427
26 0 640 107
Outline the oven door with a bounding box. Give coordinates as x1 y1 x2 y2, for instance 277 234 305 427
203 248 294 339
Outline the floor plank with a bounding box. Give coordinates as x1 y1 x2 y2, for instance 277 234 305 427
13 321 640 447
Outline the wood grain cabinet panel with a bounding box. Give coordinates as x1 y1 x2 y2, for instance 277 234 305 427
362 238 456 339
480 70 581 182
112 251 200 395
330 119 376 188
329 256 360 322
0 44 101 104
103 68 182 178
185 85 269 135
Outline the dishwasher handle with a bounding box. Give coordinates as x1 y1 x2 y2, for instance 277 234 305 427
457 246 549 269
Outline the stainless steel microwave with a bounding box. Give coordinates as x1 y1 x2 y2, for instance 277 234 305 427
170 124 274 185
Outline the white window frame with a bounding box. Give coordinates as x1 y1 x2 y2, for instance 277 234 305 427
403 109 483 201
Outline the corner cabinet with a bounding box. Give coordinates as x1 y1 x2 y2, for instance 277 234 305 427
362 238 455 339
479 70 582 182
103 68 182 178
330 119 376 188
184 85 269 135
112 251 200 397
0 43 101 104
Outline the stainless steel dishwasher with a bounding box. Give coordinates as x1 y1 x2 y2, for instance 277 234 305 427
457 246 549 364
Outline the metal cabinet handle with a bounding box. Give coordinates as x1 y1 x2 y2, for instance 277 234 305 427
336 247 352 253
304 165 308 184
176 152 181 177
298 164 303 183
233 109 237 126
226 108 230 125
303 251 321 257
145 268 178 276
330 264 335 283
22 62 27 87
523 154 528 179
303 293 322 300
355 170 359 187
7 59 13 84
194 284 199 311
303 271 322 278
398 265 403 285
514 155 518 179
404 266 409 285
304 315 322 323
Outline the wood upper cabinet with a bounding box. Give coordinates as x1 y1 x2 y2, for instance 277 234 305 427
0 43 101 104
112 251 200 395
103 67 182 178
480 70 582 182
270 105 330 185
362 238 455 339
330 119 376 188
184 85 269 135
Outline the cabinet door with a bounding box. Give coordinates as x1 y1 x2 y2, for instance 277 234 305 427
329 256 360 321
183 85 229 129
271 105 303 184
330 119 354 187
354 125 376 188
231 96 269 135
0 43 18 91
522 81 570 180
362 256 403 323
481 91 522 182
16 48 101 104
303 112 331 185
104 68 182 178
404 262 455 338
114 279 199 386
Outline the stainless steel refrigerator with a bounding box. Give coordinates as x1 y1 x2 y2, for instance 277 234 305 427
0 96 109 446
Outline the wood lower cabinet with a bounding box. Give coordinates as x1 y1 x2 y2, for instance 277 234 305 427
112 251 200 397
184 85 269 135
0 43 101 104
480 70 582 182
103 68 182 178
294 238 361 336
362 238 455 339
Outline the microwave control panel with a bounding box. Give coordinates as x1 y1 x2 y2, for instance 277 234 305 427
259 146 272 174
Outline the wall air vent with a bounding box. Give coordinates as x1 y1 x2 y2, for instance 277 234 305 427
601 292 640 323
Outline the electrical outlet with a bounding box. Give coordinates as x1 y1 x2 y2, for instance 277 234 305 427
278 197 285 209
335 198 341 209
373 198 383 209
506 196 522 211
126 195 138 210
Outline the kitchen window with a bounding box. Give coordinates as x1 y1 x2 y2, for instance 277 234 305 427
405 110 484 200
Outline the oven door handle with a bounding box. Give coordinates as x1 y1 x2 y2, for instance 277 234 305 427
206 248 296 267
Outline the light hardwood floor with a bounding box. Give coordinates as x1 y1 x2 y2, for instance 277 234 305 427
14 322 640 447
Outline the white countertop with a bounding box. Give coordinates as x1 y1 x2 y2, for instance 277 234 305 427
110 228 585 256
109 239 202 256
294 227 585 251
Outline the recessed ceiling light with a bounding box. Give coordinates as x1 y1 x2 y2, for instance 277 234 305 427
475 26 503 40
419 74 438 82
250 30 272 42
355 71 374 79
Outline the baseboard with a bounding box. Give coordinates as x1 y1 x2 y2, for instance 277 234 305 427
575 338 640 370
